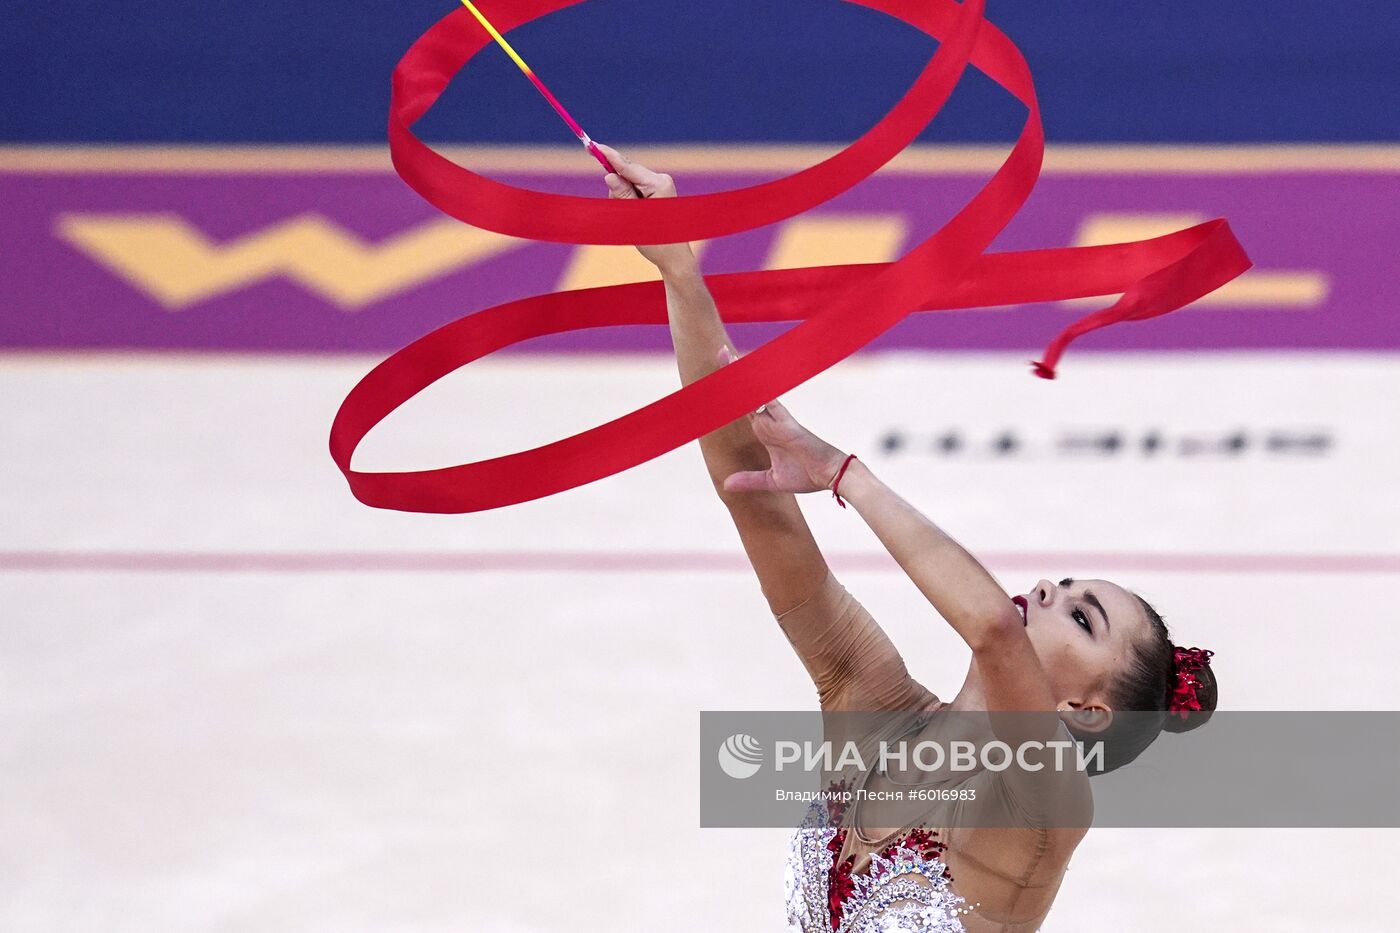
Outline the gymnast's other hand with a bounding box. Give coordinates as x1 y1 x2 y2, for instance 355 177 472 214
595 143 697 275
716 348 850 496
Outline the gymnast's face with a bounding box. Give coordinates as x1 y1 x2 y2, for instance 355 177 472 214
1014 577 1150 727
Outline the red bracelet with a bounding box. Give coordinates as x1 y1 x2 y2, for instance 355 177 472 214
831 454 859 508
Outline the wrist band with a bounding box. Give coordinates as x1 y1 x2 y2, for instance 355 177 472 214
330 0 1251 514
831 454 859 509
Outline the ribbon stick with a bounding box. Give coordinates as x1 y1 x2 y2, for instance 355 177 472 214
459 0 617 173
334 0 1252 513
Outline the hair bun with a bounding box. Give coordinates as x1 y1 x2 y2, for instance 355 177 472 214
1164 646 1217 733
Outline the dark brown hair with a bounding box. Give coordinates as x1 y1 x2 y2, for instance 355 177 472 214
1077 592 1218 775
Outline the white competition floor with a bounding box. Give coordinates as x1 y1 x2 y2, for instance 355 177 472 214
4 350 1399 931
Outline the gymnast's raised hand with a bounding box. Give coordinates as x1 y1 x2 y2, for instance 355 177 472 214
594 143 695 274
715 364 851 498
598 142 852 498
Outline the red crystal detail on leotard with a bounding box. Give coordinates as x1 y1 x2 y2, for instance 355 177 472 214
824 820 952 930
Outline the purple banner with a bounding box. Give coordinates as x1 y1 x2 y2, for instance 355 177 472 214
2 148 1396 353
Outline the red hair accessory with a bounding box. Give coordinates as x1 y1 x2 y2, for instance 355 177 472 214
1168 646 1215 719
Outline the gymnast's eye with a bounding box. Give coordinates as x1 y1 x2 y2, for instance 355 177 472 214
1073 608 1092 634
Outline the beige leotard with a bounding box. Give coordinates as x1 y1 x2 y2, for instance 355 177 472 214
774 570 1092 932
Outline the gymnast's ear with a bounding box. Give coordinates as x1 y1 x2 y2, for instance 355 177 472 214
1060 703 1112 735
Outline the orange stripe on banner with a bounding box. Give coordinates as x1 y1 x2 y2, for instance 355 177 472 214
1 145 1398 174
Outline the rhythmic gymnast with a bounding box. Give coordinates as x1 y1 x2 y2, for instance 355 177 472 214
597 143 1218 933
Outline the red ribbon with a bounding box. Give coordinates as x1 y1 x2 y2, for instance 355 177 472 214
331 0 1252 513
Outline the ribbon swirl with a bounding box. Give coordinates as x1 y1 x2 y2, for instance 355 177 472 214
331 0 1252 513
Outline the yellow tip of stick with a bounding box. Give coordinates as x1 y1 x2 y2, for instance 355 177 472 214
460 0 534 76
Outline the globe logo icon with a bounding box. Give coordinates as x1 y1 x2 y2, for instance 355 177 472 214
718 733 764 779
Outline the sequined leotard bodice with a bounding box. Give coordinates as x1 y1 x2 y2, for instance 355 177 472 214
785 779 971 932
773 571 1092 933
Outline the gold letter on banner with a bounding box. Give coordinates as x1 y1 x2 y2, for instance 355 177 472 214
57 213 527 309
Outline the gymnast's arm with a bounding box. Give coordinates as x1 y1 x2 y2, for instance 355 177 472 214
596 144 926 711
723 408 1061 731
808 459 1066 743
